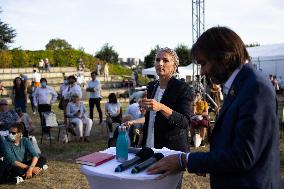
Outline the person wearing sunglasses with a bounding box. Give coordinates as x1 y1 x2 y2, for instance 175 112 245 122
0 122 47 184
0 99 19 131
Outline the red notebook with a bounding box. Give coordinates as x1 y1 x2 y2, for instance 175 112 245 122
76 152 115 167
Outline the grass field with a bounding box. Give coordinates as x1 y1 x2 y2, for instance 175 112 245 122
0 99 283 189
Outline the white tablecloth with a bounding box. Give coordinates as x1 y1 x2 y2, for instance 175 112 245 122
80 147 183 189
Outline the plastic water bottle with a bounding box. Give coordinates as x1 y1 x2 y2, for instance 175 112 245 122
116 125 129 162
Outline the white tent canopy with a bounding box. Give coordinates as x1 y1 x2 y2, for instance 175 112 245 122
247 43 284 78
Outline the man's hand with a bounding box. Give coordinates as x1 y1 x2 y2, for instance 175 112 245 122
147 154 181 180
124 120 134 128
25 167 33 179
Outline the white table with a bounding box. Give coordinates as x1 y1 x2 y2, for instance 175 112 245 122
80 147 183 189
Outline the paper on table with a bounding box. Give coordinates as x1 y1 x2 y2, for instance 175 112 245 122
81 147 182 181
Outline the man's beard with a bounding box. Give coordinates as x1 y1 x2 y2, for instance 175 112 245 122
207 66 231 85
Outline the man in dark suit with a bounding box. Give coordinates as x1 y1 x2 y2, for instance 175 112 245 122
147 26 281 189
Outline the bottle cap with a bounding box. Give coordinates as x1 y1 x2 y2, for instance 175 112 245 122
118 125 127 132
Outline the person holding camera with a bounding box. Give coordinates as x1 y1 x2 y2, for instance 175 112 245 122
66 93 92 142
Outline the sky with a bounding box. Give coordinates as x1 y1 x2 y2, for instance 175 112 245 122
1 0 284 60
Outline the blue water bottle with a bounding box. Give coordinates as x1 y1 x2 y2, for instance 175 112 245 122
116 125 129 162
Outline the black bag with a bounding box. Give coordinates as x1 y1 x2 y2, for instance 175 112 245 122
58 98 68 110
58 98 64 110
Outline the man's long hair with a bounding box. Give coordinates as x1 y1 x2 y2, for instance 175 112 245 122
191 26 250 74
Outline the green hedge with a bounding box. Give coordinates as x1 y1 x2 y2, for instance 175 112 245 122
0 49 132 76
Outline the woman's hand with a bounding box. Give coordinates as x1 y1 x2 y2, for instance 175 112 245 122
141 98 163 112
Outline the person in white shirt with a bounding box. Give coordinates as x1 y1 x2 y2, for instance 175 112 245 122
76 69 85 88
33 78 57 132
66 93 92 142
58 77 68 99
38 59 44 73
123 102 141 122
103 63 109 82
105 93 121 145
15 108 35 135
32 70 41 88
62 75 82 102
86 71 103 124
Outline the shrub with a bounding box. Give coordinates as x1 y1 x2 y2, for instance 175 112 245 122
0 49 132 76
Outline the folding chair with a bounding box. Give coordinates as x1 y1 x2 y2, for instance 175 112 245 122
40 111 69 145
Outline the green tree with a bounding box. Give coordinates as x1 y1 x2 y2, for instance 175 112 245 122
174 44 191 66
95 43 119 64
144 45 160 68
0 8 16 50
45 38 72 50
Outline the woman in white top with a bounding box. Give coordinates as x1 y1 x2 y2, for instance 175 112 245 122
62 75 82 101
105 93 121 138
66 93 92 142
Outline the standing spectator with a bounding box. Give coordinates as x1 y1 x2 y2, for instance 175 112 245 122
12 77 27 113
96 63 101 75
33 78 57 133
19 74 29 90
66 93 92 142
38 59 44 73
27 81 36 114
132 70 139 87
32 70 41 88
210 83 222 109
0 99 19 131
272 75 280 93
62 75 82 102
15 108 35 135
0 81 5 96
86 71 103 124
78 58 85 71
279 76 284 93
76 68 85 88
58 77 68 99
103 63 109 82
43 58 50 72
0 122 47 184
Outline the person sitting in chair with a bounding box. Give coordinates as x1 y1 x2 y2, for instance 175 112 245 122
15 108 35 136
105 93 122 147
66 93 93 142
0 122 47 184
190 91 209 147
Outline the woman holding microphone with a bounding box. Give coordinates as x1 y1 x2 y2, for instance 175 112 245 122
140 47 193 152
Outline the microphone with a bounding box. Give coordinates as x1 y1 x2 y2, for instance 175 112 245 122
115 147 154 172
128 147 141 154
131 153 164 174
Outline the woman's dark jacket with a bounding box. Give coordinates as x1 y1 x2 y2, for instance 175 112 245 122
142 77 194 152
